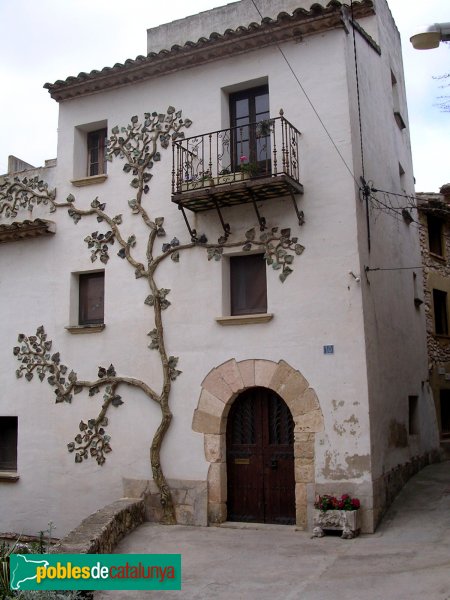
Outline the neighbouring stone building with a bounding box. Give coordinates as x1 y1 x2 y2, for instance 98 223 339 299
0 0 440 539
417 183 450 453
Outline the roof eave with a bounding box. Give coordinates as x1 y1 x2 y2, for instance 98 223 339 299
44 0 375 102
0 219 56 244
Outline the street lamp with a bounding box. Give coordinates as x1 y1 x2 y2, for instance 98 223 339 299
410 22 450 50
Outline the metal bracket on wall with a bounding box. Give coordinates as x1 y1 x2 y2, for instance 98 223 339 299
212 197 231 240
289 191 305 226
248 189 267 231
178 205 197 242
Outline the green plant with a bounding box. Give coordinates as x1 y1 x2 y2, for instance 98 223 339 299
314 494 360 511
240 163 258 175
255 118 274 138
1 538 20 599
199 170 212 181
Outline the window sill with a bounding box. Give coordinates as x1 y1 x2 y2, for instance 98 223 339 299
429 252 446 263
394 111 406 130
434 334 450 342
216 313 273 326
0 471 19 482
71 174 108 187
65 324 105 334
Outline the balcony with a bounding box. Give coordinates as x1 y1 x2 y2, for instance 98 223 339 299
171 111 304 238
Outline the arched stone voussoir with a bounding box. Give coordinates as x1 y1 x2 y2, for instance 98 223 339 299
197 388 229 416
201 367 234 403
254 359 279 388
192 409 225 435
268 360 300 395
294 408 324 433
212 358 245 394
237 359 255 388
271 366 310 415
290 387 320 419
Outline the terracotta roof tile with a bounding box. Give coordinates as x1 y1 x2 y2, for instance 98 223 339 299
44 0 374 102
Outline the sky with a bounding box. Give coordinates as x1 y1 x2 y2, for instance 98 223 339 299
0 0 448 192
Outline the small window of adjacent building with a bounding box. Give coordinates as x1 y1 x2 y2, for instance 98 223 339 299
391 71 406 130
0 417 18 471
427 215 444 257
433 288 448 335
87 129 107 176
79 272 105 325
408 396 419 435
230 254 267 316
440 389 450 438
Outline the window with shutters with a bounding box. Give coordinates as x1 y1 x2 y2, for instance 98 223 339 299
79 272 105 325
72 121 108 185
87 128 107 176
230 254 267 316
0 417 18 471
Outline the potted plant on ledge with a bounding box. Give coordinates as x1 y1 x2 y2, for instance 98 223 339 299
312 494 361 539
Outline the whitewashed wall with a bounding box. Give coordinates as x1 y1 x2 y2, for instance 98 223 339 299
347 0 439 484
0 0 438 537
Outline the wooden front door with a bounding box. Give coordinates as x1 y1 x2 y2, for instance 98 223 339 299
226 387 295 524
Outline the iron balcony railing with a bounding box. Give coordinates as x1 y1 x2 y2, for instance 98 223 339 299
172 111 301 195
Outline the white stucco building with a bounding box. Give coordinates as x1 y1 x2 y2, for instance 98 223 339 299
0 0 440 538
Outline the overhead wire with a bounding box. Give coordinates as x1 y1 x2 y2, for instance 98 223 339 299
350 0 366 181
249 0 360 189
249 0 441 269
366 266 422 272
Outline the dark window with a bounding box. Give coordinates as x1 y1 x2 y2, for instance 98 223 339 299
230 254 267 316
0 417 18 471
79 272 105 325
87 129 107 176
391 71 406 130
440 390 450 437
408 396 419 435
433 289 448 335
229 85 271 175
427 215 444 257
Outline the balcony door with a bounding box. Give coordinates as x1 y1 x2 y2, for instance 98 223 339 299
229 85 271 175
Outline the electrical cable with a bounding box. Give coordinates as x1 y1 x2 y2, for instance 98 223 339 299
350 0 366 181
366 266 422 272
249 0 441 268
371 187 420 201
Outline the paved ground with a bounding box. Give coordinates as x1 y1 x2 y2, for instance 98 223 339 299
95 461 450 600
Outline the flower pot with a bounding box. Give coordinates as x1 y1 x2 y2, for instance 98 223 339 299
180 178 213 192
312 509 361 539
180 172 249 191
217 172 250 184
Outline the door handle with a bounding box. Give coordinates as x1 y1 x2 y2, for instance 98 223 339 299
270 459 278 469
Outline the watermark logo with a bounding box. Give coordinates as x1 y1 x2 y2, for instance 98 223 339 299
10 554 181 591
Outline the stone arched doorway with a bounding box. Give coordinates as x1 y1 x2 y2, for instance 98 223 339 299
192 359 324 529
